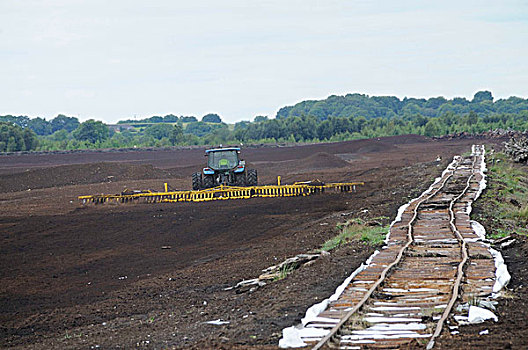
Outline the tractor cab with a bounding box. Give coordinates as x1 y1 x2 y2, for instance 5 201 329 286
205 147 242 171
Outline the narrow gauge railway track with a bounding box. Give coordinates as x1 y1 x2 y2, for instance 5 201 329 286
302 146 491 349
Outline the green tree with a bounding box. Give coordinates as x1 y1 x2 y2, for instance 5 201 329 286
202 113 222 123
180 116 197 123
51 129 70 141
472 91 493 103
286 115 317 141
260 118 283 140
163 114 179 122
146 116 164 123
466 111 479 125
28 117 52 135
409 114 429 127
185 121 226 137
144 123 174 140
424 119 440 137
51 114 80 133
254 115 268 123
317 119 334 140
73 120 109 143
425 97 448 109
7 136 22 152
23 128 38 150
168 124 184 145
0 122 38 152
234 120 250 130
0 115 30 128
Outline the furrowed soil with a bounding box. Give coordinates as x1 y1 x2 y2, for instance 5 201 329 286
1 135 517 349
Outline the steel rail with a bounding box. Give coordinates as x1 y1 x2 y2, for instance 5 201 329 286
312 159 460 350
426 147 481 350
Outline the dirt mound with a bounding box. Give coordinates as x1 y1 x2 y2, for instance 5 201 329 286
296 152 350 170
384 134 430 144
351 135 429 153
0 162 174 193
256 152 350 177
356 143 391 153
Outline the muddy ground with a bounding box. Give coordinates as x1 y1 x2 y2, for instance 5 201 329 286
1 135 524 349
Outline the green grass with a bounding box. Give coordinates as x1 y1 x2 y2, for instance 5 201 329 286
273 264 296 281
320 217 389 252
488 228 512 240
63 331 83 339
358 226 388 245
475 151 528 238
514 206 528 221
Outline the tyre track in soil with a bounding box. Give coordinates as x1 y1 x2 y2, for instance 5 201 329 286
0 136 499 349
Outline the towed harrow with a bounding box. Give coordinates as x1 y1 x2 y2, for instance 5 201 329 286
78 178 364 205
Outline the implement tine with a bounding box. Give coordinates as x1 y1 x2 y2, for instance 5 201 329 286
78 182 364 205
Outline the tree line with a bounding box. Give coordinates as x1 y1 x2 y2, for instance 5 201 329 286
276 90 528 120
117 113 223 124
1 91 527 152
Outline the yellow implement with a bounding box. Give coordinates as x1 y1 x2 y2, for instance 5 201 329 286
78 180 364 205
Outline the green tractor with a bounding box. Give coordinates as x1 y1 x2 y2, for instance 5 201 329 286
192 147 258 190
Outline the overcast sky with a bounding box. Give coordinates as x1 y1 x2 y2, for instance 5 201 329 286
1 0 527 124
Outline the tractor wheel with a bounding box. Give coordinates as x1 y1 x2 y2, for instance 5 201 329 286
192 172 202 190
247 169 258 186
203 174 215 188
235 172 247 186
